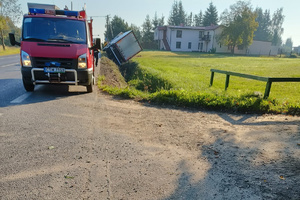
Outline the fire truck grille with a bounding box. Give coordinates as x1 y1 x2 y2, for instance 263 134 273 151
32 57 77 69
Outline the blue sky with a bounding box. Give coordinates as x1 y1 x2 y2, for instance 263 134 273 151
19 0 300 46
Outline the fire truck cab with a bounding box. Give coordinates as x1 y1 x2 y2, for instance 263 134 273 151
9 3 100 92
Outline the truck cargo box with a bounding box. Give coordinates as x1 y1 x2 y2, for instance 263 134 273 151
104 30 142 65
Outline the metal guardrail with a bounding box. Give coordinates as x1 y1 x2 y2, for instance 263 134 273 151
210 69 300 99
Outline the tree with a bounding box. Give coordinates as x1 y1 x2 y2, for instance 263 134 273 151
253 7 285 46
168 0 186 26
152 12 159 29
202 2 219 26
220 1 258 54
186 12 193 26
104 15 130 41
0 0 22 50
271 8 284 46
141 15 156 49
282 37 293 54
254 8 272 41
130 24 141 42
3 16 21 45
158 14 165 26
152 12 165 28
194 11 203 26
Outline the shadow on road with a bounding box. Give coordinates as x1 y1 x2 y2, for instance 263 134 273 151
163 128 300 200
0 81 89 108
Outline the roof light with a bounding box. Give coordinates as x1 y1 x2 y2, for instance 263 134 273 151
29 8 46 14
29 7 79 17
64 10 79 17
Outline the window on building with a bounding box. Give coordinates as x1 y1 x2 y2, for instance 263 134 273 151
199 31 203 38
176 42 181 49
176 30 182 38
188 42 192 49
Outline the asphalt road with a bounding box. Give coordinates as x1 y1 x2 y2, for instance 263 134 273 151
0 54 24 107
0 54 110 199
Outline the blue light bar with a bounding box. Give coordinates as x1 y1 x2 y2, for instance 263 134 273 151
29 8 45 14
64 10 79 17
29 7 79 17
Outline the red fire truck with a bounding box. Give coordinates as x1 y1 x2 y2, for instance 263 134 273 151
9 3 100 92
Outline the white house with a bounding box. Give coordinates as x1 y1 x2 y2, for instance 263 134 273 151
154 25 219 52
154 25 279 56
293 46 300 54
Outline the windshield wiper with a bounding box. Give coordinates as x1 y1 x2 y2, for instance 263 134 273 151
47 38 76 43
23 37 46 42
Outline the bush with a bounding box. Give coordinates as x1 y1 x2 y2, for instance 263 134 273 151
289 54 298 58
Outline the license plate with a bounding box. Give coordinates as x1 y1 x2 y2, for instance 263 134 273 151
44 67 65 73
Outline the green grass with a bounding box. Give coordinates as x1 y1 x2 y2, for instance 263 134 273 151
99 51 300 115
0 47 20 56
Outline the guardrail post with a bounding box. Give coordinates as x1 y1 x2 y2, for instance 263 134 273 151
225 75 230 90
210 71 215 86
210 69 300 99
264 80 272 99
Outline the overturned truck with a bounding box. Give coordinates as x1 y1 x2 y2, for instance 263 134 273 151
104 30 142 66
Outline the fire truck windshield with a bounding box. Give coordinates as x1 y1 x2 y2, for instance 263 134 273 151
23 17 87 44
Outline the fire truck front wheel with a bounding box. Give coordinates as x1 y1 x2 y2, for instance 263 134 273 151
86 75 94 93
86 83 93 93
22 77 35 92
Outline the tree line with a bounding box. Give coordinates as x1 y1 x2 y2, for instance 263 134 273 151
0 0 22 50
105 0 292 53
1 0 293 54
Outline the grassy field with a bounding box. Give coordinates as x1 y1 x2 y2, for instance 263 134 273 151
0 47 20 56
134 51 300 98
102 51 300 115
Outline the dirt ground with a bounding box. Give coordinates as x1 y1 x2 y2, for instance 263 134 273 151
98 58 300 199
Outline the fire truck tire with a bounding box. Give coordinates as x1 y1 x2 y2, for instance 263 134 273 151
86 75 94 93
22 78 34 92
86 83 93 93
86 74 95 93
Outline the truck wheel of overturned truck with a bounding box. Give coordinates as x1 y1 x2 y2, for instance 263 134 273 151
22 78 35 92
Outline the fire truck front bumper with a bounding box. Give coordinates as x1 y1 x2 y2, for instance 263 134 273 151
21 67 93 86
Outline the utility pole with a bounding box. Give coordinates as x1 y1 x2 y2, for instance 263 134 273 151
105 15 113 40
89 15 109 40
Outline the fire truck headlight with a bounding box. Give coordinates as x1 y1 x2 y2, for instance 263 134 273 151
21 51 32 67
78 53 87 69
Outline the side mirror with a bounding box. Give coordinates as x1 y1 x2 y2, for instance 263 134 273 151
9 33 20 46
91 38 101 50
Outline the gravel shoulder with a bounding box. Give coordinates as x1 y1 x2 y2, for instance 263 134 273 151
97 92 300 199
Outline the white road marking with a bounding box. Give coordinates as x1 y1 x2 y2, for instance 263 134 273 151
10 85 41 104
0 63 19 68
10 93 32 104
